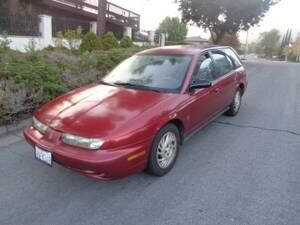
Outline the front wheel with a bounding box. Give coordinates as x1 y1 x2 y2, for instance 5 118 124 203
147 124 180 177
225 88 242 116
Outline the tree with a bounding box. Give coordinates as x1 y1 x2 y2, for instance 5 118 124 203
102 32 119 50
120 36 133 48
257 29 281 57
80 32 103 52
279 29 292 57
216 33 241 50
156 17 188 42
284 38 300 62
292 39 300 62
176 0 280 44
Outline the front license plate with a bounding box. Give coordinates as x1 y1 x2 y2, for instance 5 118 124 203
35 146 52 166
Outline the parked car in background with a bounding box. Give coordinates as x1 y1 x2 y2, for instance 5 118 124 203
24 45 247 180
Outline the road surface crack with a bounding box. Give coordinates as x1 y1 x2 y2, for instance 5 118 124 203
214 121 300 137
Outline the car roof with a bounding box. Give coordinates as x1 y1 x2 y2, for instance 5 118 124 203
138 45 230 56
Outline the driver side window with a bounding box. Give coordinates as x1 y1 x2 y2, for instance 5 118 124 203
191 53 214 85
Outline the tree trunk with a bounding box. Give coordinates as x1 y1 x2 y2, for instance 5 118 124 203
97 0 107 36
209 29 217 44
209 29 226 44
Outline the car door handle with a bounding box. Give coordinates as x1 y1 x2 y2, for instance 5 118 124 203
214 88 221 93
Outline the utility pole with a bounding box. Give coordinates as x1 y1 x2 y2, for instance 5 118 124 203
97 0 107 36
244 29 249 59
297 33 300 63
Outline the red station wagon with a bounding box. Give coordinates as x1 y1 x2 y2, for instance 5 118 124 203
24 45 247 180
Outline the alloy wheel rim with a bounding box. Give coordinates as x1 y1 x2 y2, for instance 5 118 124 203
233 91 241 112
156 132 177 169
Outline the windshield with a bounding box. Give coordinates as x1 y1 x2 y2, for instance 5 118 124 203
103 54 192 92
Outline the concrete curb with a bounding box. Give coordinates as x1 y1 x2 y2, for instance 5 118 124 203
0 118 32 137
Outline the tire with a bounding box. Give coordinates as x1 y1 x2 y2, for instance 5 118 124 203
147 124 180 177
225 88 242 117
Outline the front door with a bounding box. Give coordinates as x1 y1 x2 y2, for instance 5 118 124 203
185 52 221 132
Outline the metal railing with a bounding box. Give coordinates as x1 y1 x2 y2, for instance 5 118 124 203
0 7 40 36
45 0 140 31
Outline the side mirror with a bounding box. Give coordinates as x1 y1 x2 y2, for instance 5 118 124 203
190 80 212 91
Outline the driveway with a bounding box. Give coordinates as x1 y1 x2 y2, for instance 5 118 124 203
1 59 300 225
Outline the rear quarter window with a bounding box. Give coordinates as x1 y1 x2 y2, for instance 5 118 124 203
222 48 242 68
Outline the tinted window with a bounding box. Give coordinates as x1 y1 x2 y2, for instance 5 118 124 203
225 55 234 69
223 48 242 68
103 54 192 92
191 53 214 84
212 53 233 78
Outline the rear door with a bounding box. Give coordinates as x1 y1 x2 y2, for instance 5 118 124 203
185 52 220 131
222 47 246 86
210 50 237 111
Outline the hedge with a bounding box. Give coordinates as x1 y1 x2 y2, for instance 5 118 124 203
0 46 148 126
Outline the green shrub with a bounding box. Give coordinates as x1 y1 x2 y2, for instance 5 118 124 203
54 31 64 49
44 45 55 51
2 55 66 103
0 79 34 125
0 101 12 125
120 36 133 48
0 32 11 52
25 39 39 62
102 32 119 50
0 46 149 125
95 47 145 74
166 41 188 46
80 32 103 53
55 27 83 53
79 52 98 71
0 85 12 125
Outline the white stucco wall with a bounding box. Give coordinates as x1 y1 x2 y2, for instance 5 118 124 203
3 15 82 53
5 36 82 53
133 42 151 47
7 36 45 53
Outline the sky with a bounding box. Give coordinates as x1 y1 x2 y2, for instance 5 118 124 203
110 0 300 43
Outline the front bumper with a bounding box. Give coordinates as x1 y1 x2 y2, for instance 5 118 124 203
24 126 152 180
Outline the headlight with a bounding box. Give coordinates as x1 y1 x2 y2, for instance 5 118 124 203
62 133 104 150
32 117 48 134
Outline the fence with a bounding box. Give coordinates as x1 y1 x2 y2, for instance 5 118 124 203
2 15 86 52
43 0 140 31
52 16 91 36
0 12 40 36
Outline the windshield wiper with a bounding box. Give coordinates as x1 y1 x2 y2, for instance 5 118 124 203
114 82 139 87
113 82 162 93
99 80 115 86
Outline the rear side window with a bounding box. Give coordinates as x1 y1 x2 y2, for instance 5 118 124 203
191 53 214 84
211 53 233 78
223 48 242 68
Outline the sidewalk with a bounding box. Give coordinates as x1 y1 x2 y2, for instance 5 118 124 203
0 118 31 147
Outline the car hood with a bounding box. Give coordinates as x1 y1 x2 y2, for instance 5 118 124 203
35 84 170 138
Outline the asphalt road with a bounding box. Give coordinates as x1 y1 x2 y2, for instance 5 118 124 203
1 59 300 225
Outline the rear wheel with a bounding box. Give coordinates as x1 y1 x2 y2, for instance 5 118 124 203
147 124 180 176
225 88 242 116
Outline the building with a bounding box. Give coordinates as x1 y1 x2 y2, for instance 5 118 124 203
0 0 141 51
38 0 140 38
2 0 140 38
184 36 209 45
0 0 140 52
